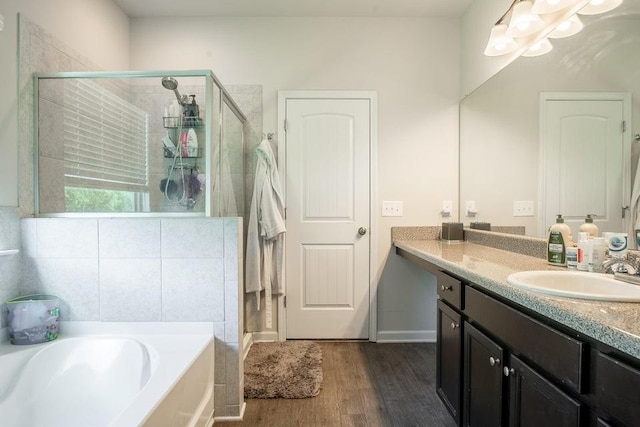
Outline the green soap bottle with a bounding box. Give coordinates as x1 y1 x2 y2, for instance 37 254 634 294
548 214 572 266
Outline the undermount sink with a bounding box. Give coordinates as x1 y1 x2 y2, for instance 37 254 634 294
506 270 640 302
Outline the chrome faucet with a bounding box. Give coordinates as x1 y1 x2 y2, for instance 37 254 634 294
602 252 640 275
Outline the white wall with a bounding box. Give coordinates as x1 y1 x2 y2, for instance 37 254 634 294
460 0 516 97
0 0 130 208
129 16 461 338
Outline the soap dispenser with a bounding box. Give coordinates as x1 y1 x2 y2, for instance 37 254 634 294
548 214 573 266
579 214 598 238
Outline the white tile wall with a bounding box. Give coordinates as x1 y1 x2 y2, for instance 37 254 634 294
161 258 224 322
17 216 244 417
0 208 22 328
99 219 161 259
36 218 98 259
161 218 224 259
100 259 162 321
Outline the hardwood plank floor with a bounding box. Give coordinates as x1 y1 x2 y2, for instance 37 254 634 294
216 342 457 427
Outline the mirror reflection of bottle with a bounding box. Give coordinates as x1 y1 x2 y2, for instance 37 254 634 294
588 238 606 273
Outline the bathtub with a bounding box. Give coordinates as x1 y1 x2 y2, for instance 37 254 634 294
0 322 214 427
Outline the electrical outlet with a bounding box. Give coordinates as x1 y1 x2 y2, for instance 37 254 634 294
465 200 477 217
513 200 534 217
442 200 453 216
382 201 403 217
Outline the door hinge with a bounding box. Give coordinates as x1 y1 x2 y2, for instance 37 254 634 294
284 296 287 308
623 120 627 132
284 207 287 220
284 119 288 132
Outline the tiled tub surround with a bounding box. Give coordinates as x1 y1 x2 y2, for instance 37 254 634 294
394 238 640 359
16 217 244 419
0 208 22 328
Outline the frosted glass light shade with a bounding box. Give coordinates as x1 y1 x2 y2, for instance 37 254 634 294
506 1 546 37
484 24 519 56
522 38 553 56
578 0 623 15
532 0 581 14
548 14 584 38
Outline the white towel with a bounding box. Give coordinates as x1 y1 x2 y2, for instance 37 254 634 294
245 139 286 328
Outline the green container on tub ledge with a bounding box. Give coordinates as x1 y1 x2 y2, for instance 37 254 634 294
5 294 60 345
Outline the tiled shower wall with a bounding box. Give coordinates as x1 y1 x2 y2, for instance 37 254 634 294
0 208 22 328
19 217 244 418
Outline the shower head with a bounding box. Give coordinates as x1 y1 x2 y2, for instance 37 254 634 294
161 77 185 104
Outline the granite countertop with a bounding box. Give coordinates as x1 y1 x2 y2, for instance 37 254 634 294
394 239 640 360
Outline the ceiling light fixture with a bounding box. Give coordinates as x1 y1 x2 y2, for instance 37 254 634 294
483 0 622 58
578 0 623 15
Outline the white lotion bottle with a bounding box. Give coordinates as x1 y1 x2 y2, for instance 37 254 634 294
186 128 198 157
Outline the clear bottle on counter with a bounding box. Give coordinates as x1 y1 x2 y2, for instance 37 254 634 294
588 237 607 273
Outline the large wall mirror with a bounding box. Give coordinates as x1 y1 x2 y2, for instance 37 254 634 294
459 0 640 239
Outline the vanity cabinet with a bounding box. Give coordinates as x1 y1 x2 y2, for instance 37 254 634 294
462 320 582 427
507 354 582 426
437 300 463 424
396 244 640 427
431 267 584 427
594 352 640 426
463 322 505 426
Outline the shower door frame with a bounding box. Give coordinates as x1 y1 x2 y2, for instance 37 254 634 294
32 69 247 218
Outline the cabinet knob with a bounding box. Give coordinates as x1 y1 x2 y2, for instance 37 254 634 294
503 367 515 377
450 322 459 329
441 285 452 291
489 356 501 367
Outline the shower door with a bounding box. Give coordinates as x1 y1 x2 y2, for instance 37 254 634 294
282 94 372 339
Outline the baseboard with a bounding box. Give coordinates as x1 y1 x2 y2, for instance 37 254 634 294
213 402 246 423
376 330 437 343
252 331 279 342
242 332 253 360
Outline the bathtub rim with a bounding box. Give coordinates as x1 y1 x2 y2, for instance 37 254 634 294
0 321 214 427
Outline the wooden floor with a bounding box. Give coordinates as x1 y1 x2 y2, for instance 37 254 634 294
217 342 457 427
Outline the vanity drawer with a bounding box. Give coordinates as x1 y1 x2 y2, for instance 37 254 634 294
437 271 463 310
465 286 586 394
595 352 640 426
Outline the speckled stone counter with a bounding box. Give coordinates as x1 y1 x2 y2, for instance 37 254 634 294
394 239 640 360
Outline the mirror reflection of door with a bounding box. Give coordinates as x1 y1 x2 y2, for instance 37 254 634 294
539 93 631 240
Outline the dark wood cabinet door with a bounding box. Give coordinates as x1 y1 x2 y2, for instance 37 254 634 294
507 355 582 427
437 300 463 425
464 322 505 427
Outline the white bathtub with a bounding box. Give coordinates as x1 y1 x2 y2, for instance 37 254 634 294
0 322 214 427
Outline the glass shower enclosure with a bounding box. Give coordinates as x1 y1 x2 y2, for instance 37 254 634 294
32 70 246 217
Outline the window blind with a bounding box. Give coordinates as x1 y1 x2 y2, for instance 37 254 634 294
63 79 149 192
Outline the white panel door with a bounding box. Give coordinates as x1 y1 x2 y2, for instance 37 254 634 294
285 98 370 339
543 99 625 238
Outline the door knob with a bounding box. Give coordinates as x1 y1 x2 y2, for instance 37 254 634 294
358 227 367 236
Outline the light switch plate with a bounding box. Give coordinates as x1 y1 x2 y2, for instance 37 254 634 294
513 200 534 217
382 201 403 217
